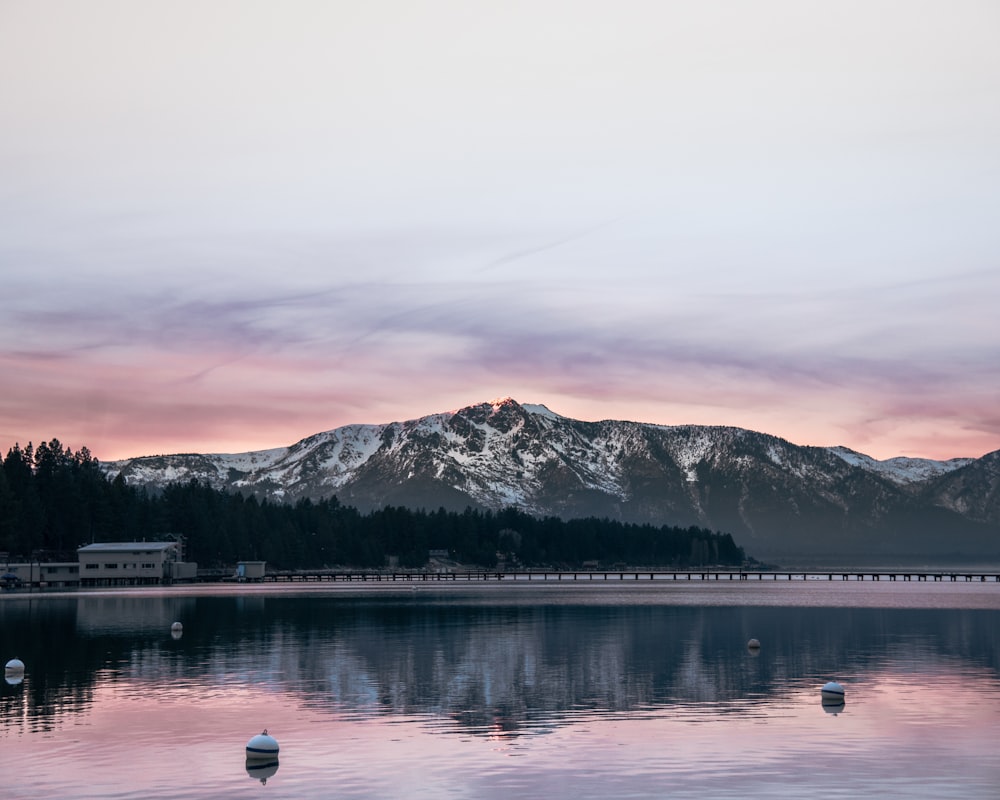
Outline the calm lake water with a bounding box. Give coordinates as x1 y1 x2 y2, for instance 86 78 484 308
3 581 1000 799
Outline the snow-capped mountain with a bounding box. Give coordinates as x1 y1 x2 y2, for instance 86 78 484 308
105 398 1000 561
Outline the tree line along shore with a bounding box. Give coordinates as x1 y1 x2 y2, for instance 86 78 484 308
0 439 746 571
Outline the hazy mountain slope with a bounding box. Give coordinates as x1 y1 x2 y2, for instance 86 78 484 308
918 450 1000 525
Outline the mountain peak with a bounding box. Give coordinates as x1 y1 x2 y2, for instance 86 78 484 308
488 396 519 409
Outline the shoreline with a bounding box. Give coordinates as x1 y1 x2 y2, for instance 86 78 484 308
3 572 1000 611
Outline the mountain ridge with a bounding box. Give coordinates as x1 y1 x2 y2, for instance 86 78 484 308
105 398 1000 562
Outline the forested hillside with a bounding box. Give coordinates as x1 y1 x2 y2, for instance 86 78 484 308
0 439 745 570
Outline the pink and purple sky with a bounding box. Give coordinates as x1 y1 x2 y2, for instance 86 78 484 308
2 1 998 463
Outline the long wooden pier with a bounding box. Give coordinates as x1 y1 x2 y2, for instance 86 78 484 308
238 569 1000 584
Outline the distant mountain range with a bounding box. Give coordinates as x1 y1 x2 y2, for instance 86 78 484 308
105 398 1000 563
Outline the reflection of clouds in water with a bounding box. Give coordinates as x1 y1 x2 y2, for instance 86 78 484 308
4 592 1000 798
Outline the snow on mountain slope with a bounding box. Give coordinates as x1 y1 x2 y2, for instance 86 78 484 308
828 446 972 485
105 400 976 501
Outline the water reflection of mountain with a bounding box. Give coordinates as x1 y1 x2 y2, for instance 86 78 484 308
3 593 1000 736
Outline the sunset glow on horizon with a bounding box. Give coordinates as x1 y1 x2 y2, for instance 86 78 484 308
2 1 998 464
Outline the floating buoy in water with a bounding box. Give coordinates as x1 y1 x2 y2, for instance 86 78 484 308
246 729 279 759
170 622 183 632
821 681 845 701
747 638 761 650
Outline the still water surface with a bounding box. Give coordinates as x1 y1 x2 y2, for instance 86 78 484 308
3 581 1000 799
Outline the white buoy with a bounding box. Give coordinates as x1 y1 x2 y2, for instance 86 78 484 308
821 681 845 701
246 729 279 759
747 638 761 650
170 622 183 632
